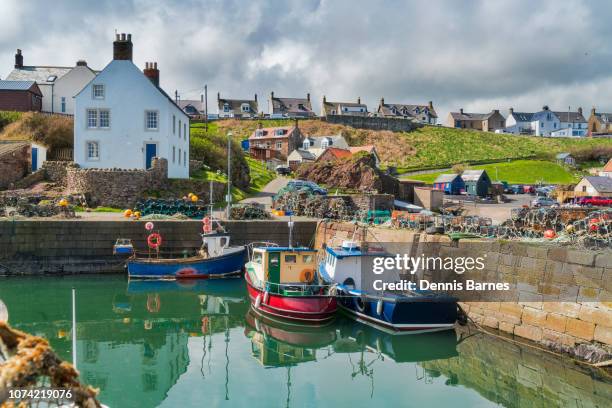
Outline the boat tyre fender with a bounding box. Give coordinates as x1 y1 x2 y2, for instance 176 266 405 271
354 296 366 313
254 294 262 309
263 291 269 305
299 268 315 283
147 233 163 250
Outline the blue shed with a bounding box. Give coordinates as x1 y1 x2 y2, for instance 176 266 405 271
433 173 465 195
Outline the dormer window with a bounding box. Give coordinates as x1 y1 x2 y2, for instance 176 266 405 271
46 75 57 83
298 104 305 110
321 139 329 149
223 103 230 112
302 140 310 149
274 129 285 136
241 103 250 113
255 129 264 137
92 84 104 99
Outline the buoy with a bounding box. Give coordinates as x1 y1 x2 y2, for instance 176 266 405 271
565 224 575 233
145 221 154 231
376 300 383 315
254 294 262 308
543 229 556 239
58 198 68 207
124 209 133 218
263 291 269 305
188 193 194 198
191 195 199 202
133 211 141 219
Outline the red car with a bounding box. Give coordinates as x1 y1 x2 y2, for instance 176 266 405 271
577 196 612 206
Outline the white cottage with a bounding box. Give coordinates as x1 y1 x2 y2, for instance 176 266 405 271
74 34 190 179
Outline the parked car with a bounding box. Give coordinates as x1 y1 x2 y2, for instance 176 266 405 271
509 184 524 194
523 185 535 194
275 165 291 176
535 185 555 196
531 197 558 208
576 196 612 206
287 180 327 195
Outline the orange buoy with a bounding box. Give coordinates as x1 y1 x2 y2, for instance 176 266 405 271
543 229 556 239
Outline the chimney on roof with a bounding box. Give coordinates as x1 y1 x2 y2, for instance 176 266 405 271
380 97 385 106
543 105 549 111
509 107 514 115
14 49 23 69
254 93 257 102
428 101 433 110
459 108 464 114
113 33 133 61
307 93 310 102
591 107 596 116
217 92 220 102
76 60 87 67
493 109 499 114
323 95 326 104
270 91 274 99
357 97 361 104
578 106 583 116
143 62 160 87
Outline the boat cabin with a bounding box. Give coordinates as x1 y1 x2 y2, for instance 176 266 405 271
200 235 231 258
250 247 318 287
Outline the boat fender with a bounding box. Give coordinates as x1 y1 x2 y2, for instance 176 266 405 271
299 268 315 283
354 296 366 313
254 294 262 309
376 300 383 316
263 291 269 305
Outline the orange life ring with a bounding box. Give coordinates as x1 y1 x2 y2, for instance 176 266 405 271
147 233 162 249
146 294 161 313
201 316 209 335
299 268 315 283
202 217 212 233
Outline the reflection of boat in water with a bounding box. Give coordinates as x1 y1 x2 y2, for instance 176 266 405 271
334 319 459 363
127 278 246 300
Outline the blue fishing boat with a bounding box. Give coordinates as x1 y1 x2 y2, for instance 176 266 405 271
319 241 459 334
124 219 246 280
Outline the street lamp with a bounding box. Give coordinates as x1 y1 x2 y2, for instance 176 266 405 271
226 132 233 219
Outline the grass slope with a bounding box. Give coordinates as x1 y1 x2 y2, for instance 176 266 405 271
405 160 579 184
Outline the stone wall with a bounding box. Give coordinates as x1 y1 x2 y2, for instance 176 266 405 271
349 193 394 212
42 160 73 185
324 114 420 132
189 159 204 175
0 220 317 275
66 158 168 207
314 221 612 350
0 144 30 190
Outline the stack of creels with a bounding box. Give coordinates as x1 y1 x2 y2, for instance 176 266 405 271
135 198 209 219
230 203 269 220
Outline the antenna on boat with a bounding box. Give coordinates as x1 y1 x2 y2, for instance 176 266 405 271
71 287 77 370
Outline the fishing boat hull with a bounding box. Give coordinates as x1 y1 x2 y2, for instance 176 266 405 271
128 246 246 280
245 272 337 324
337 292 457 334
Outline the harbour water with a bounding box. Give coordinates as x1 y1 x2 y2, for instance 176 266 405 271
1 275 610 408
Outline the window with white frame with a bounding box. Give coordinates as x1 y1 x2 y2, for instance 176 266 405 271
86 141 99 160
184 151 186 167
184 123 187 140
241 103 250 112
173 115 176 134
275 129 284 136
255 129 264 137
302 140 310 149
146 111 158 130
179 120 182 137
87 109 97 128
321 139 329 149
276 141 282 149
61 97 66 113
99 109 110 128
173 146 176 163
223 103 230 112
92 84 105 99
178 148 182 164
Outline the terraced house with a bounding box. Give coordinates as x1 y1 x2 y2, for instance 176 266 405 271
320 96 367 117
5 49 97 114
587 108 612 136
269 92 315 118
217 93 258 118
447 109 505 132
506 106 587 136
73 33 190 178
376 98 437 124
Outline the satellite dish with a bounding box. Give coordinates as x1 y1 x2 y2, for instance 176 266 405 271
0 299 8 322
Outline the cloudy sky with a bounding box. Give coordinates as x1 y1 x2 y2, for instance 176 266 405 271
1 0 611 119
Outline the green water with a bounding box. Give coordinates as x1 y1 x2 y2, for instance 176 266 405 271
1 276 610 408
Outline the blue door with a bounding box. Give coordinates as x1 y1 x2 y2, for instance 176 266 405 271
145 143 157 169
31 147 38 171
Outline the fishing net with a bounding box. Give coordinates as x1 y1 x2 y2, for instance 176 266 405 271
0 322 100 408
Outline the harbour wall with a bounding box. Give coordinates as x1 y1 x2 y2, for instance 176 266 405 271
315 221 612 349
0 220 318 275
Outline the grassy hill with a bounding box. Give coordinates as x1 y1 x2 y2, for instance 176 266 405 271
404 160 580 184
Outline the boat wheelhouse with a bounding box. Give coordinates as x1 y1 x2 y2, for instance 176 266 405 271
245 246 337 324
320 242 458 334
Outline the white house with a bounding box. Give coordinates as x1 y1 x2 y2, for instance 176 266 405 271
505 108 535 134
300 134 349 158
6 50 97 114
516 106 587 137
74 33 190 179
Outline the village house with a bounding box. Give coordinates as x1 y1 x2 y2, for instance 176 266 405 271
73 33 190 178
599 158 612 177
217 93 258 118
301 134 349 157
321 96 367 117
587 108 612 136
446 109 505 131
555 153 575 166
376 98 437 124
286 149 316 170
6 49 97 114
505 108 535 135
461 169 492 197
433 173 465 195
574 176 612 197
0 80 42 111
178 98 205 118
269 92 315 118
529 106 587 137
248 122 303 162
